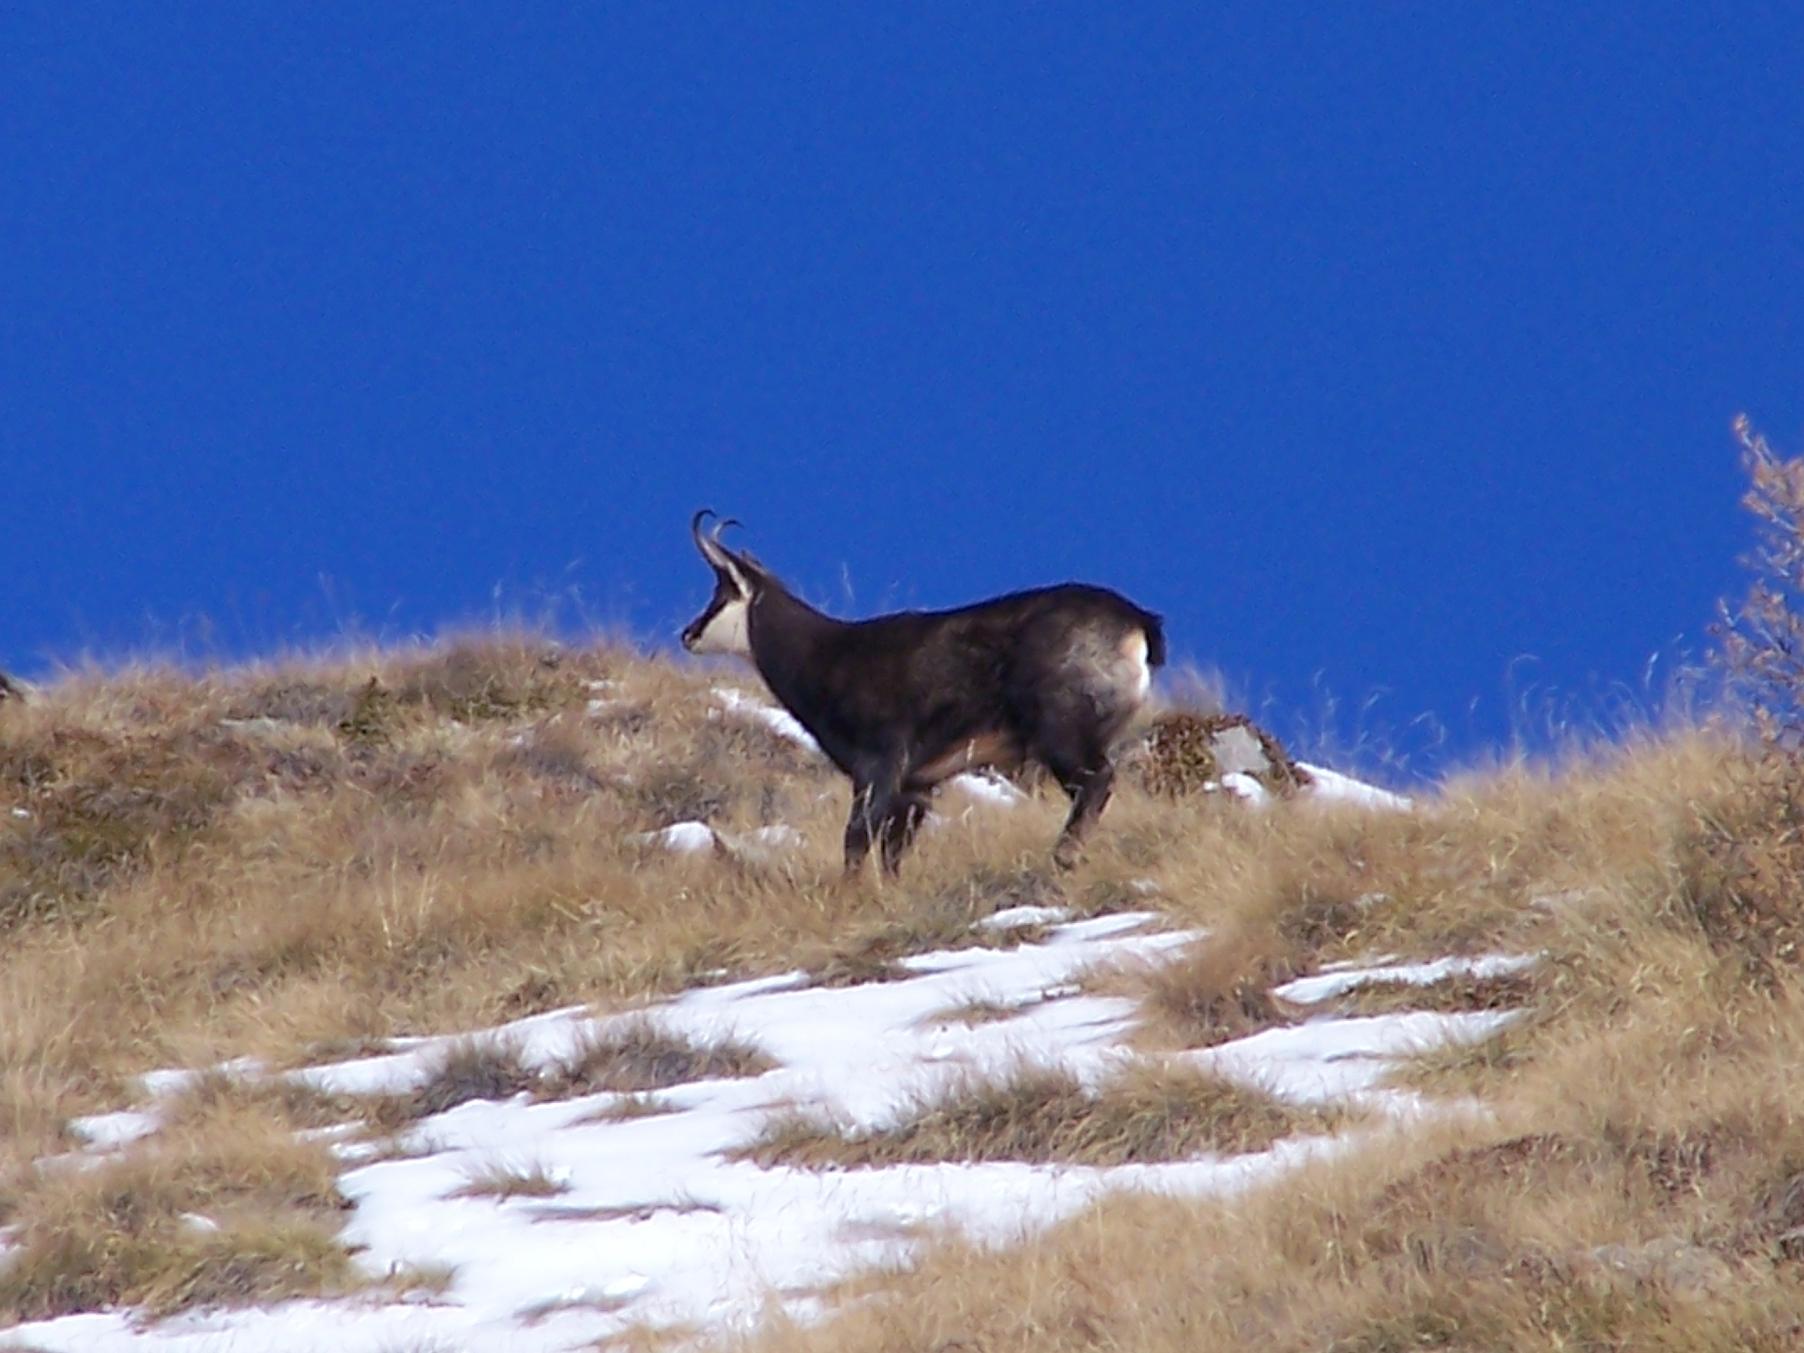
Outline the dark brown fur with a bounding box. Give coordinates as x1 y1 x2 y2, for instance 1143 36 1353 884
682 512 1164 875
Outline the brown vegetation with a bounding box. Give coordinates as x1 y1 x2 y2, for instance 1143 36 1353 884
0 1099 353 1321
734 1061 1340 1170
5 545 1804 1347
539 1021 774 1097
718 425 1804 1351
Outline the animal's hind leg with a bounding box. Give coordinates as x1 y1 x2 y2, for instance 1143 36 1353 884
1041 739 1117 870
879 792 930 876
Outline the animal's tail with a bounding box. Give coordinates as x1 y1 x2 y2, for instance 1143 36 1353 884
1140 611 1167 669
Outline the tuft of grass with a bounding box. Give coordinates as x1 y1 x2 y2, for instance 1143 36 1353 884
540 1021 773 1098
1316 967 1541 1017
0 720 242 929
368 1037 540 1129
451 1159 570 1201
734 1061 1342 1170
1130 927 1295 1050
576 1092 680 1124
925 997 1034 1027
159 1069 364 1133
0 1103 353 1321
796 865 1066 988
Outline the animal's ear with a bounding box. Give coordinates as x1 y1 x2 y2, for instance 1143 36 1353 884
719 553 755 596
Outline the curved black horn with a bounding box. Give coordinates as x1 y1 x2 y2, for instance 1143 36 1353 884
711 517 742 545
691 508 737 572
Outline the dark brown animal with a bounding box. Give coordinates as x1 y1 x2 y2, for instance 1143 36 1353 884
681 511 1164 876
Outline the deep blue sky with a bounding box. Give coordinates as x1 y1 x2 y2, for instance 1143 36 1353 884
4 6 1801 775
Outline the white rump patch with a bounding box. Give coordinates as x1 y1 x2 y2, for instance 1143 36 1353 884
1123 629 1152 702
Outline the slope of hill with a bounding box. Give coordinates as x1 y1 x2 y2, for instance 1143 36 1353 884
2 636 1802 1350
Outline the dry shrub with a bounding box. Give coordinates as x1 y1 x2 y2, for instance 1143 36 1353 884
1665 750 1804 993
158 1070 363 1134
496 714 604 790
735 1079 1804 1353
735 1061 1339 1169
1136 710 1310 798
1715 417 1804 745
578 1092 678 1124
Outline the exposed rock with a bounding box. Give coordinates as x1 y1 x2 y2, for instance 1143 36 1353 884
1573 1236 1737 1300
1134 711 1311 800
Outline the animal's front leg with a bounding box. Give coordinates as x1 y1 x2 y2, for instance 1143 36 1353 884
843 760 903 878
879 792 930 876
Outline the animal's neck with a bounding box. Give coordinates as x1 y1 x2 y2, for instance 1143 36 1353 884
747 585 843 714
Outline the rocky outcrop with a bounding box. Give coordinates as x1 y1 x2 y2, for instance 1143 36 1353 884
1134 711 1310 800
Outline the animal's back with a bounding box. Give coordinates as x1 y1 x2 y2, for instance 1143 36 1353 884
871 584 1163 753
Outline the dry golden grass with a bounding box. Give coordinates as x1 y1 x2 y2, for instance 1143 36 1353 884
0 633 1120 1320
7 631 1804 1344
451 1158 570 1201
539 1021 775 1097
1126 923 1297 1050
727 731 1804 1352
1315 966 1542 1017
0 1099 354 1321
370 1035 542 1128
575 1091 680 1124
733 999 1804 1353
734 1061 1344 1169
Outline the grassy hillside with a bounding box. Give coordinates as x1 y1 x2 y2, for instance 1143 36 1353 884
2 633 1803 1347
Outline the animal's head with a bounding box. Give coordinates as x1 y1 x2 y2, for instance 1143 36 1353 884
681 510 762 656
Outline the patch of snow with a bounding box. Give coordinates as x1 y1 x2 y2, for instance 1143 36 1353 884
751 824 804 849
135 1055 262 1100
67 1109 161 1151
948 772 1025 806
1192 1009 1521 1105
217 716 292 736
712 687 823 756
1298 763 1413 811
1220 772 1270 804
633 821 718 855
14 911 1525 1353
974 904 1072 931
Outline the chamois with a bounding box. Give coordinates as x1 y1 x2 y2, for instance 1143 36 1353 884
681 511 1164 876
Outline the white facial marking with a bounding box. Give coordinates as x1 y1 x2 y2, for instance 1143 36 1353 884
689 595 752 657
